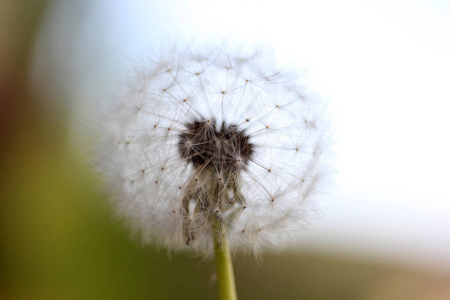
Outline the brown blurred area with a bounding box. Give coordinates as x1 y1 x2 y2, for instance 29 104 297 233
0 1 45 140
1 1 450 300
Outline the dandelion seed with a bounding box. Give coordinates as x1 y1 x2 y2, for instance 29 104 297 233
92 47 324 256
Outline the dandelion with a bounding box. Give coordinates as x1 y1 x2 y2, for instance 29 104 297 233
92 46 324 300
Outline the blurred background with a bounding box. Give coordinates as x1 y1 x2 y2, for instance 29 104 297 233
1 0 450 299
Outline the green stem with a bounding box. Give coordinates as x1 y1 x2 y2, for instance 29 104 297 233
213 227 237 300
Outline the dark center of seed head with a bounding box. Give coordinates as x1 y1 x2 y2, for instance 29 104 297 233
178 119 254 174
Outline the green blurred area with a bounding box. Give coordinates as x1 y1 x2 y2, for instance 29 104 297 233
1 1 450 299
2 129 450 300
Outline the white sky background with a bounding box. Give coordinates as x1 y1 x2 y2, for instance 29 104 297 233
34 0 450 272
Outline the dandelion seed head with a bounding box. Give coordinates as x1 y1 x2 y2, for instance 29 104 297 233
93 46 325 256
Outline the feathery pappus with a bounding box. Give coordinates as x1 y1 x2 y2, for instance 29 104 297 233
92 46 325 256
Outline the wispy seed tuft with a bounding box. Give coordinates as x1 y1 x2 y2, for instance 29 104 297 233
92 47 325 256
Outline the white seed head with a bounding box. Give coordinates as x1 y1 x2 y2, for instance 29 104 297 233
92 47 325 256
